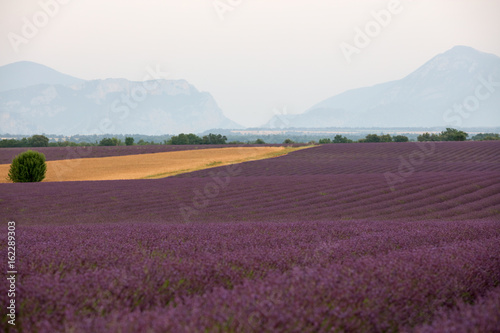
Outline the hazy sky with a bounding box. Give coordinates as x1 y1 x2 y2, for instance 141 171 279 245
1 0 500 127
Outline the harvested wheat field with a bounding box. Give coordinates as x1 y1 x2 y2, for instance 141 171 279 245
0 146 303 182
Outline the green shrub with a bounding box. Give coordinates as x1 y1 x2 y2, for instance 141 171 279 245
8 150 47 183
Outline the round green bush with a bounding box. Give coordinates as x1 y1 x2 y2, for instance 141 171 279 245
8 150 47 183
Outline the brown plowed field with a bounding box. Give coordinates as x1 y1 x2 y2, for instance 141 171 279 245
0 146 298 182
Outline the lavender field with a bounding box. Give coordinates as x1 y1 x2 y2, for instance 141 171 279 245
1 141 500 332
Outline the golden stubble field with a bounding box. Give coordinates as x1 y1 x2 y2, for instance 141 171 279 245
0 146 303 182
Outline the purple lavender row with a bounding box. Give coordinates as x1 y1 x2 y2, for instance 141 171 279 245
1 219 499 332
2 172 499 225
176 141 500 177
153 237 500 332
5 222 497 332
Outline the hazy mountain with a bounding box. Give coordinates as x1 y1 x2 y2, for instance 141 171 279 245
0 62 241 135
264 46 500 128
0 61 83 92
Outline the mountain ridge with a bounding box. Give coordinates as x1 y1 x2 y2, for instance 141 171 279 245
0 61 84 92
0 62 242 135
263 46 500 128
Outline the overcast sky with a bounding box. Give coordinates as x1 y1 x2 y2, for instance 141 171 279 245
1 0 499 127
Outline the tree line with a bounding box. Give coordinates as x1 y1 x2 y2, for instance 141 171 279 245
0 135 50 148
1 129 498 148
318 128 499 144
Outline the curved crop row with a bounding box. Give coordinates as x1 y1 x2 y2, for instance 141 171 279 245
176 141 500 176
2 171 499 225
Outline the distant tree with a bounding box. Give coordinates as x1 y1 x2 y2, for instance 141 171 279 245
218 134 228 144
99 137 120 146
0 139 20 148
332 135 352 143
29 135 49 147
254 139 266 144
21 137 30 146
178 134 190 144
318 138 332 144
484 134 500 140
175 134 185 145
99 138 112 146
283 138 295 144
364 134 381 143
379 134 393 142
170 133 203 145
202 133 227 144
417 132 440 142
125 137 134 146
0 136 49 148
471 133 500 141
187 133 202 144
418 129 468 142
440 128 468 141
393 135 409 142
8 150 47 183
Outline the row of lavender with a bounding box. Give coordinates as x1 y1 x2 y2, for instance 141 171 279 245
1 220 499 332
2 171 499 225
176 141 500 176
